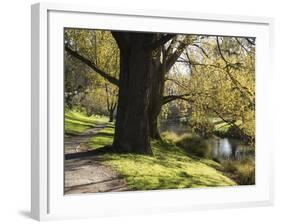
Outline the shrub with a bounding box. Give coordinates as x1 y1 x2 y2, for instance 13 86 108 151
160 131 180 143
221 158 255 185
190 118 214 138
175 134 212 158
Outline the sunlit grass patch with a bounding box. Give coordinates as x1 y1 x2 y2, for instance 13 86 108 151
101 139 236 190
64 110 108 134
89 128 236 190
213 119 244 138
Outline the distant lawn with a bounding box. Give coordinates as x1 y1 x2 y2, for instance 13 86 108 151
65 110 108 135
88 124 115 148
212 117 243 135
88 125 236 190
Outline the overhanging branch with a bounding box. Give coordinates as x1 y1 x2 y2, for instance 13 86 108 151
65 46 119 87
165 41 187 72
245 37 255 46
191 44 209 58
148 34 176 51
162 93 191 105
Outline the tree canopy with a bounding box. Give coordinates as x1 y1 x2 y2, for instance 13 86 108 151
64 29 255 153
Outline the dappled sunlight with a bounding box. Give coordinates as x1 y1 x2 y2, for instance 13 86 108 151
64 29 255 194
65 110 108 134
94 129 236 190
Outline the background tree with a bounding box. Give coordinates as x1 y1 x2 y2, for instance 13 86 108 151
65 29 119 119
161 36 255 144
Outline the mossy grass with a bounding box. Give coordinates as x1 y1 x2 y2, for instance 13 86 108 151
64 110 108 134
88 128 236 190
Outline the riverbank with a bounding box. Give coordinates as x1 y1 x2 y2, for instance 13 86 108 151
161 131 255 185
64 110 236 193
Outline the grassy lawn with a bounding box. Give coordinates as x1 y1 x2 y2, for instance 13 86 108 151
64 110 108 134
87 125 236 190
66 110 236 190
212 117 243 137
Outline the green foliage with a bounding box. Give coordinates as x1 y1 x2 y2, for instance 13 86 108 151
161 36 255 145
64 29 119 116
175 134 212 158
160 131 181 143
189 117 214 138
220 158 255 185
63 31 255 189
161 132 212 158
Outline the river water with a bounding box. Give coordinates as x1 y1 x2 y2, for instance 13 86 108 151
159 121 254 161
210 138 254 160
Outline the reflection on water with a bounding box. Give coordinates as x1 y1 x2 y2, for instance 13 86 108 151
159 121 254 161
212 138 231 158
159 121 187 135
211 138 254 160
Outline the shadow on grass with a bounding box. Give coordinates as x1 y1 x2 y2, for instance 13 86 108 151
94 132 114 137
65 145 114 160
65 128 235 190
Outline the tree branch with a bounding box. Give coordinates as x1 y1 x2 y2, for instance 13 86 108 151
215 37 255 107
148 34 176 51
165 37 177 57
162 93 191 105
211 107 242 133
165 78 189 91
216 36 229 64
245 37 255 46
191 44 209 58
235 38 249 52
179 58 255 109
165 41 187 72
65 46 119 86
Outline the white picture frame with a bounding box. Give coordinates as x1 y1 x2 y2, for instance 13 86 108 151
31 2 274 221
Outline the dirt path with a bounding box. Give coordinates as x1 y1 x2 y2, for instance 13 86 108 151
64 124 106 154
64 124 128 195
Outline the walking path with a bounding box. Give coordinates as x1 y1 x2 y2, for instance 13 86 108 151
64 124 128 194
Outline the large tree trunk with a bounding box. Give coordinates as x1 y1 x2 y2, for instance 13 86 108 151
66 34 185 143
112 33 156 155
148 45 166 139
148 67 165 139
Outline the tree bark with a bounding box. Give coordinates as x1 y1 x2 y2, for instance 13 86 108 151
148 39 187 139
148 51 165 139
112 33 158 155
109 109 114 122
66 34 187 142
